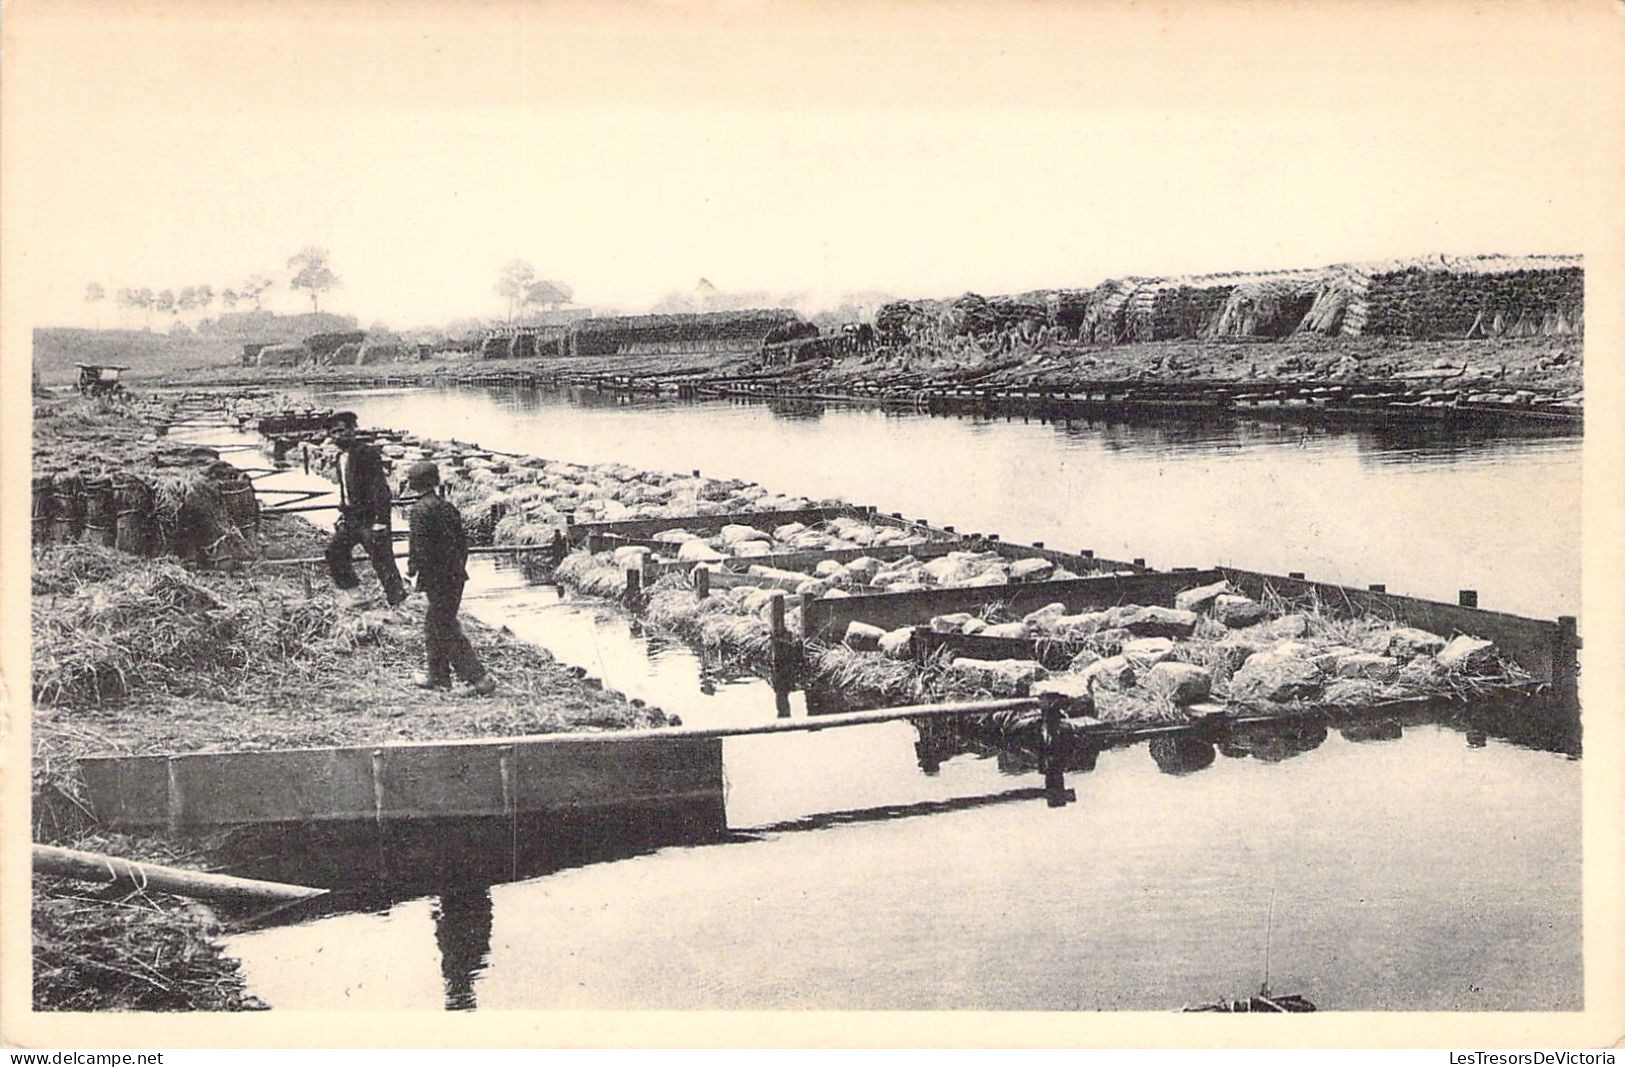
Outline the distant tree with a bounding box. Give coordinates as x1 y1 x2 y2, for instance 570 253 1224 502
495 260 536 321
168 319 193 336
239 274 273 310
287 248 339 312
195 284 215 315
84 282 106 326
154 289 177 318
522 278 573 313
122 287 157 328
221 288 240 310
176 286 200 314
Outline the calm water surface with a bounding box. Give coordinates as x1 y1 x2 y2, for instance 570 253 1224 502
205 388 1580 1011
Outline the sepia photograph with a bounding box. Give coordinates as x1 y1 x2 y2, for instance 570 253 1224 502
2 0 1623 1050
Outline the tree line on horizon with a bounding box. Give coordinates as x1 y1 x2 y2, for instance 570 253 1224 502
83 251 576 334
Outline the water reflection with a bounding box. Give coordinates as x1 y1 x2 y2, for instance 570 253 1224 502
1219 722 1329 763
434 887 493 1012
1149 735 1217 776
1338 717 1404 744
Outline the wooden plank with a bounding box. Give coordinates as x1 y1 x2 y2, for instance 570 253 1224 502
511 736 724 811
81 695 1128 828
567 506 859 546
568 505 958 549
654 540 966 577
984 541 1147 574
912 629 1081 670
801 569 1225 642
166 747 378 827
78 755 168 828
376 744 508 819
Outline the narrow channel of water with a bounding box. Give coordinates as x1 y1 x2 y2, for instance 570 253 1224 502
179 390 1582 1011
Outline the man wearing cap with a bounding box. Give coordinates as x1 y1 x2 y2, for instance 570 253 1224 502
406 460 496 695
326 426 406 606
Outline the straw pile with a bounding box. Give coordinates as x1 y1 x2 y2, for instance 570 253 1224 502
1124 281 1237 341
569 308 809 357
31 546 352 708
1204 277 1323 339
642 576 784 661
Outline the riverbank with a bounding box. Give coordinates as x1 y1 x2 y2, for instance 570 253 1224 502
146 332 1578 390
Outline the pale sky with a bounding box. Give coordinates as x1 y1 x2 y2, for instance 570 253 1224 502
5 0 1616 329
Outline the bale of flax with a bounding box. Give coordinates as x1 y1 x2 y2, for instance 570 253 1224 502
113 473 160 557
53 474 87 544
209 463 261 558
32 475 57 546
80 476 118 548
153 471 253 567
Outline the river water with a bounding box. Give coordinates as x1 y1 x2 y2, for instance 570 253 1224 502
214 386 1581 1011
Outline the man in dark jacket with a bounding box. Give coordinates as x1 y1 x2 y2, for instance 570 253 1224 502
406 461 495 694
325 427 407 606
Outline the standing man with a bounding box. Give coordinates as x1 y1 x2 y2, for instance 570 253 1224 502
325 425 407 606
406 461 496 695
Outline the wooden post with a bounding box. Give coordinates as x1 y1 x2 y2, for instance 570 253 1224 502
1041 702 1068 808
768 592 788 676
1554 615 1579 714
1458 589 1478 608
695 566 710 599
625 567 642 606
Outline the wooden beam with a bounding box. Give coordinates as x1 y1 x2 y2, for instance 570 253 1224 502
34 844 329 904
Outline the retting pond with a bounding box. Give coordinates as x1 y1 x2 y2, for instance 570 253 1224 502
207 386 1582 1011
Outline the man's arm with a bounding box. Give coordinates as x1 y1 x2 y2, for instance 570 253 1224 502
407 503 427 578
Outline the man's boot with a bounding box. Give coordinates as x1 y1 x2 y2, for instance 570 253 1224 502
413 671 451 690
